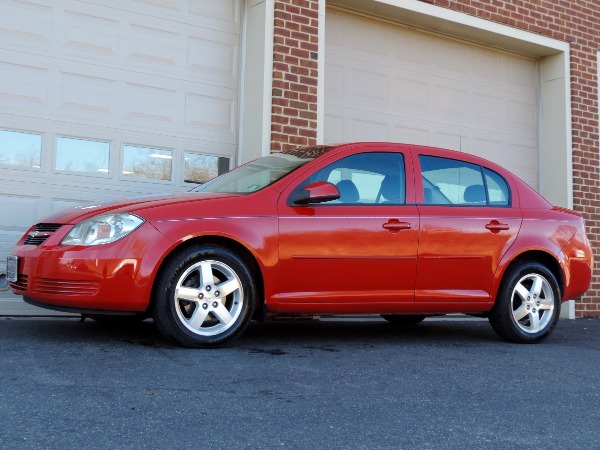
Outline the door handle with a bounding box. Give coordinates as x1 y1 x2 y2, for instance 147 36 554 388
485 220 510 232
382 219 412 233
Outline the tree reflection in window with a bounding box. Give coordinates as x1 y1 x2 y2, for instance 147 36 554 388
56 137 110 174
0 130 42 168
184 152 230 184
123 145 172 181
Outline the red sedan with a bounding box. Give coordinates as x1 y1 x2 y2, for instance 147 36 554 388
8 143 593 346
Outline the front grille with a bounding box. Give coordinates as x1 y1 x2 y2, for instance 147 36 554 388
31 278 100 296
9 274 28 292
23 223 63 246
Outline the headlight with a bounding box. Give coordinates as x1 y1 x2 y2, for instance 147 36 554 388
61 213 144 246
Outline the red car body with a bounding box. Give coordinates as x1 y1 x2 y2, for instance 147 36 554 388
8 143 593 346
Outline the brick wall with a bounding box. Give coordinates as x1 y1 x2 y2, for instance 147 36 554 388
271 0 319 152
270 0 600 316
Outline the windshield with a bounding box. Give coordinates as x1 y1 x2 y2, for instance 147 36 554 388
193 146 334 194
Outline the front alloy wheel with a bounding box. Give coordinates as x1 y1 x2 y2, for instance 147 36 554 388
489 261 560 343
174 260 244 337
153 245 256 347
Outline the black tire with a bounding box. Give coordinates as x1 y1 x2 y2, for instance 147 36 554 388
489 261 561 343
152 245 256 348
381 314 426 326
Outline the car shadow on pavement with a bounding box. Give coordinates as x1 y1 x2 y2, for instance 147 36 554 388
1 316 504 350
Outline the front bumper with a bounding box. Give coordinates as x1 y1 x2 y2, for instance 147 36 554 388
9 222 170 313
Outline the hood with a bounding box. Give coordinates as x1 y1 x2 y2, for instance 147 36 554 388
38 192 241 224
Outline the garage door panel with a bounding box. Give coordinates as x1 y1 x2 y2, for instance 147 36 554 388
0 60 49 107
124 82 178 125
352 68 389 104
88 0 242 34
60 72 116 116
508 98 537 130
126 22 181 68
507 56 537 88
0 194 41 228
434 38 474 76
393 76 430 112
508 141 538 186
185 93 236 141
350 117 390 142
394 124 430 148
430 129 463 152
64 10 120 56
186 31 240 88
0 0 53 45
0 229 27 251
470 46 504 82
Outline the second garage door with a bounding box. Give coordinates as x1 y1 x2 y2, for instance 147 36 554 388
324 8 539 188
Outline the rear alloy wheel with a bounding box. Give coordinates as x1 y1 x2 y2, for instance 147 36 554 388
381 315 426 326
153 245 256 347
489 261 560 343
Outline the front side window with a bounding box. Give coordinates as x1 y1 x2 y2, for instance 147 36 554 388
419 155 510 206
303 152 406 205
0 129 42 168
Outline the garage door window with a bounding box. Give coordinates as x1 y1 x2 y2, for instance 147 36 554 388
184 152 230 184
56 137 110 175
123 145 172 181
0 129 42 168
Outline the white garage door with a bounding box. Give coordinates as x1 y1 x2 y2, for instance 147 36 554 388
0 0 242 313
325 9 539 187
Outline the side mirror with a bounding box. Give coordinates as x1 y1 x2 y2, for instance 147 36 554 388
289 181 340 206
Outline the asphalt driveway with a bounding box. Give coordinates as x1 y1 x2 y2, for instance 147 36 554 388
1 316 599 449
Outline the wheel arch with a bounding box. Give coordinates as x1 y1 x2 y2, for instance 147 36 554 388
149 235 266 315
492 250 564 303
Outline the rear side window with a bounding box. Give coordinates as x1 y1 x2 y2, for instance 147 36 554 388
484 168 510 206
419 155 510 207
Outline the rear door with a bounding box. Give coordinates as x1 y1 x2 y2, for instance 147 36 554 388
413 150 522 303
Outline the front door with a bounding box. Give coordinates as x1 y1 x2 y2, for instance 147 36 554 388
276 148 419 314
